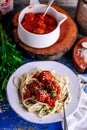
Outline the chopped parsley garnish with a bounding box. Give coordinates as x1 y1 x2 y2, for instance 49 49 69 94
51 91 58 98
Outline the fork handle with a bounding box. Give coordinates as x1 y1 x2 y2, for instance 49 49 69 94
63 103 68 130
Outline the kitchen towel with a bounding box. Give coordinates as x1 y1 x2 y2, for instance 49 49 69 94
62 74 87 130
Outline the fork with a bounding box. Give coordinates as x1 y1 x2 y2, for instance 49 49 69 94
63 94 68 130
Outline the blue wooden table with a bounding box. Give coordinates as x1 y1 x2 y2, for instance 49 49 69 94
0 54 80 130
0 0 86 129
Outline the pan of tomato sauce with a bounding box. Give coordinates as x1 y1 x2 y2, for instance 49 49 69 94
21 12 57 34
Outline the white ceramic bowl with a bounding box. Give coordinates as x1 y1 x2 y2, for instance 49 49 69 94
18 4 67 48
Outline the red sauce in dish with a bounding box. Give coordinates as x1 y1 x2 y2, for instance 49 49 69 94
23 70 61 107
21 13 57 34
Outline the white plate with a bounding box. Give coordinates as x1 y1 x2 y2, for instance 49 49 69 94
6 61 81 124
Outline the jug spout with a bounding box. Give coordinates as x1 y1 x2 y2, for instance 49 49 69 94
58 14 67 26
54 10 67 27
29 0 40 5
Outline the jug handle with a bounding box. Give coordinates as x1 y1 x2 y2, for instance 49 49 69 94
29 0 40 5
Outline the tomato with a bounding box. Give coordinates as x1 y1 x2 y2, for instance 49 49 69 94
39 71 52 83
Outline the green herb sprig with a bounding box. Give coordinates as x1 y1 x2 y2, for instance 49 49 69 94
0 23 24 100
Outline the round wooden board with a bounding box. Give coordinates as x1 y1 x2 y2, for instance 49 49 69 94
12 5 78 60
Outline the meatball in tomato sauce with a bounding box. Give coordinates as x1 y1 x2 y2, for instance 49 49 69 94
21 13 57 34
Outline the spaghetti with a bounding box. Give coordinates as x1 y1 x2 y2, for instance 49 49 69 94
13 68 71 118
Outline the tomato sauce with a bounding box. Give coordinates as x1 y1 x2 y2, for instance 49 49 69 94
23 71 61 107
21 13 57 34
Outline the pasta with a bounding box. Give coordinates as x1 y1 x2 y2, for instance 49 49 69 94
13 68 71 118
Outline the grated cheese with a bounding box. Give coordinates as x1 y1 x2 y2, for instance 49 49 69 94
80 48 87 62
77 42 87 63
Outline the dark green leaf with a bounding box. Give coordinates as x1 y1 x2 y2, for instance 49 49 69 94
0 23 24 101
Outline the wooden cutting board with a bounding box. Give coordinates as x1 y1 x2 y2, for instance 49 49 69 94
12 5 78 60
